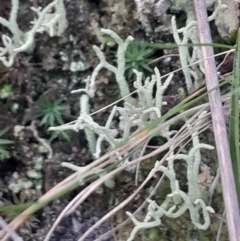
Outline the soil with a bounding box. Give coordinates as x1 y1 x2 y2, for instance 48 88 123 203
0 0 233 241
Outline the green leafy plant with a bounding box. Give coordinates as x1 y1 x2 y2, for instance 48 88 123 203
0 127 13 161
49 129 71 143
33 97 68 127
0 192 39 231
125 40 154 79
33 97 71 142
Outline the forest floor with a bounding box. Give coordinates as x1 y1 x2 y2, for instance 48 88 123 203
0 0 233 241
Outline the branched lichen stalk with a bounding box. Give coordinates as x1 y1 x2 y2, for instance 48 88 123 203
126 113 215 240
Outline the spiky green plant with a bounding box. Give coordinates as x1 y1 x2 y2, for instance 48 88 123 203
0 192 39 231
33 97 68 127
125 40 154 79
33 97 71 142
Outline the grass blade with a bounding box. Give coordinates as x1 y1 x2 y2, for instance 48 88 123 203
229 27 240 204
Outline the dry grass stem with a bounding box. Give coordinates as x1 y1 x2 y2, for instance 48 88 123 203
44 108 212 241
2 96 233 240
193 1 240 240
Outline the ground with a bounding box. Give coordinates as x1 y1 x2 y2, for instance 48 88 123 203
0 0 233 240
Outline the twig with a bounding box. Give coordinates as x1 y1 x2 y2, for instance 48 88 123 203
94 173 166 241
148 54 180 65
0 217 23 241
193 1 240 241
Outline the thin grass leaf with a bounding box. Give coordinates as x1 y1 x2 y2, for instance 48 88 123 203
55 113 64 125
0 203 34 213
0 127 11 137
0 147 10 159
139 62 153 72
141 41 234 50
0 127 12 161
49 130 71 143
0 139 13 145
229 27 240 204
